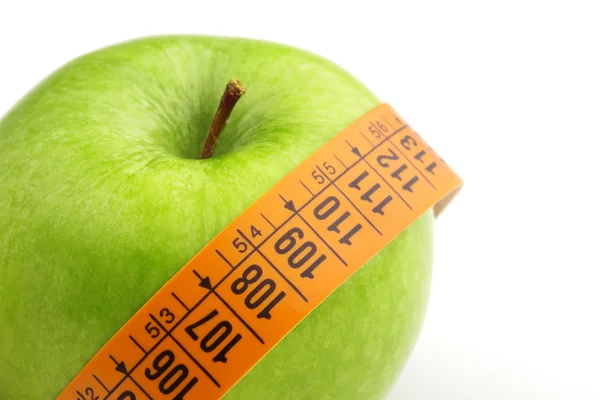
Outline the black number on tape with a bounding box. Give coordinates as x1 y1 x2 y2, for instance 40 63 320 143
232 237 248 253
116 391 136 400
145 322 160 339
160 308 175 324
313 196 362 246
185 309 243 363
275 227 327 279
400 135 417 150
84 387 99 400
231 265 287 319
312 170 325 184
145 349 199 397
250 225 262 238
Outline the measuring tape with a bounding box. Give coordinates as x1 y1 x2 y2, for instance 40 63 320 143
59 103 462 400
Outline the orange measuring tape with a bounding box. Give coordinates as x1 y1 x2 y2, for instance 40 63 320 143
59 104 462 400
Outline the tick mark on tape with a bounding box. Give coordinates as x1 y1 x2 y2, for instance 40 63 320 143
299 180 314 196
129 335 147 355
261 213 276 229
92 374 108 393
171 292 190 311
216 249 234 269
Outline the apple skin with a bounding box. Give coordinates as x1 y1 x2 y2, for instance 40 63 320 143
0 36 434 399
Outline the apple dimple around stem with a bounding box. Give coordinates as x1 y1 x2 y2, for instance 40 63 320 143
201 78 246 159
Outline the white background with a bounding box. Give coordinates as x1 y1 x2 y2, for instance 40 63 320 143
1 1 599 399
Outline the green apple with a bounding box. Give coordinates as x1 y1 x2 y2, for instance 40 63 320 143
0 36 434 399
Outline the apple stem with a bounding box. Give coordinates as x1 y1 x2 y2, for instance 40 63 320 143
201 78 247 159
